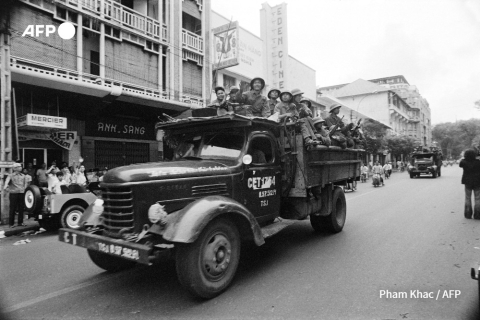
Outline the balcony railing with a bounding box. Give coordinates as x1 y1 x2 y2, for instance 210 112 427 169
182 29 204 55
9 56 189 105
181 94 204 108
53 0 167 42
389 104 409 120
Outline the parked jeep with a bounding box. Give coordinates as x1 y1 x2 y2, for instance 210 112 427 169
24 183 98 231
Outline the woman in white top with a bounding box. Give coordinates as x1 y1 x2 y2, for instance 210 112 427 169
72 163 88 186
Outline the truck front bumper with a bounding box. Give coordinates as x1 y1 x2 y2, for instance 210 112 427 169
59 228 152 265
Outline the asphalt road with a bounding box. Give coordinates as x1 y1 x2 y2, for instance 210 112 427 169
1 165 479 320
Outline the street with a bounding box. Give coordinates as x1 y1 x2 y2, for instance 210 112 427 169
1 165 478 320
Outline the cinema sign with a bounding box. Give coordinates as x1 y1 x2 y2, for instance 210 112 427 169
18 113 67 130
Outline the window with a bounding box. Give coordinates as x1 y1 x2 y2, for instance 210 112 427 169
248 136 274 164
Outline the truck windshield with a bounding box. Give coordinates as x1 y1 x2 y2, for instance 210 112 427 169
173 130 245 160
414 156 433 161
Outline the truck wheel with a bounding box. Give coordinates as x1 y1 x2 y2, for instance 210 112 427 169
175 218 240 299
60 205 85 229
24 185 42 213
311 187 346 233
438 168 441 177
38 219 60 232
410 173 414 179
432 171 437 178
87 249 136 272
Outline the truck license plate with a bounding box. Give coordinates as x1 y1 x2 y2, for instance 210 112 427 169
58 229 151 265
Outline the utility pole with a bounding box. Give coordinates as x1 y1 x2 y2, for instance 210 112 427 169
0 15 14 224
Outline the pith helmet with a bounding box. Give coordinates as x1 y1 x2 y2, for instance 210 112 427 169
214 86 225 94
291 88 304 97
268 88 281 99
250 77 265 91
229 85 239 93
329 103 342 113
312 117 325 125
280 91 293 102
300 98 312 108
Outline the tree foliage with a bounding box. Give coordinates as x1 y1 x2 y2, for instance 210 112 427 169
386 135 417 157
362 119 387 154
432 119 480 158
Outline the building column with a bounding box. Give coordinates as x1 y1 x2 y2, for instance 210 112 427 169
168 0 175 99
158 0 163 92
76 14 83 75
178 0 183 100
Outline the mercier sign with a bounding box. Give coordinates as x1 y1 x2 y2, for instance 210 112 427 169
17 113 67 130
48 131 77 150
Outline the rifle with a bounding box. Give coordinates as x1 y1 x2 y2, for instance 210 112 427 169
328 115 345 138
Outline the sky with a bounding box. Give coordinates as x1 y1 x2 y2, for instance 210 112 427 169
211 0 480 125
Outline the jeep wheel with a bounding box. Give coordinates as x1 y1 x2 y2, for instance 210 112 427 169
175 218 240 299
87 249 136 272
24 185 42 213
311 187 346 233
60 205 85 229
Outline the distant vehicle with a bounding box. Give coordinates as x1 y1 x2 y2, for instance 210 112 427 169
409 147 443 179
24 184 98 231
372 173 383 187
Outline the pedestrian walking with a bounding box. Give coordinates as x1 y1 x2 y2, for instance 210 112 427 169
459 149 480 219
3 163 29 227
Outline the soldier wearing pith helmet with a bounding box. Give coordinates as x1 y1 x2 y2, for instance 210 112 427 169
324 103 345 129
235 77 270 118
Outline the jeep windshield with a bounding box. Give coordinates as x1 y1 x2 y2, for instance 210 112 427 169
171 129 245 161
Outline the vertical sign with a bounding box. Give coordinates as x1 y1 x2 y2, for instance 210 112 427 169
261 3 289 91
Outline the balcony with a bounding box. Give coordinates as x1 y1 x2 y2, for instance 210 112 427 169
182 29 204 55
10 56 193 110
409 116 420 123
389 104 409 121
52 0 167 42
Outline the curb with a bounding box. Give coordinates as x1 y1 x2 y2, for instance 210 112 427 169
0 223 40 237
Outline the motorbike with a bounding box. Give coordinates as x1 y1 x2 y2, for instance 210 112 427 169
361 172 367 183
385 170 390 179
372 173 384 187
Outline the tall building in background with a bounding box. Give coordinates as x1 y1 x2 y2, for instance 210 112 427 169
5 0 211 170
211 2 321 115
318 75 432 146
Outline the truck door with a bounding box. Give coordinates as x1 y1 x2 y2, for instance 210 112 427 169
244 135 281 223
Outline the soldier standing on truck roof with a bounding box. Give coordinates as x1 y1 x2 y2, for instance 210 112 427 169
235 77 270 118
209 86 234 116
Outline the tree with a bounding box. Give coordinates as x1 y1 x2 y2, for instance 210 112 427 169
362 119 387 154
386 135 417 158
432 119 480 158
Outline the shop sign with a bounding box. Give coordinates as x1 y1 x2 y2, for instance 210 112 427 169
212 21 240 70
48 131 77 150
17 113 67 130
85 118 155 141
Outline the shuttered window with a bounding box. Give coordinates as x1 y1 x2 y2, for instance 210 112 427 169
95 140 150 169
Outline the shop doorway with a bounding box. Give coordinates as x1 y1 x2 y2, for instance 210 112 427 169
47 149 64 167
23 149 46 169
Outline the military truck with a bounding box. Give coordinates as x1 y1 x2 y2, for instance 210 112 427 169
59 115 362 298
409 146 443 178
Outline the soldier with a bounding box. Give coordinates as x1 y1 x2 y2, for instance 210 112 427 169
236 77 270 118
274 90 297 121
209 86 233 116
312 117 331 146
266 88 281 115
325 104 345 129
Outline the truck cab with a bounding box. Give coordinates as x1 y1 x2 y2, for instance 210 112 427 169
409 148 443 178
59 115 363 298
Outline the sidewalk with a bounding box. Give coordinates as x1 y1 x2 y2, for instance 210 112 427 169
0 217 40 237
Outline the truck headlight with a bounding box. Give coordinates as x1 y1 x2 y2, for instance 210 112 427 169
148 203 167 224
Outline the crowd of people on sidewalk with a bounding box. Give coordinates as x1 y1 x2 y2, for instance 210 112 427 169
208 77 365 149
2 160 109 228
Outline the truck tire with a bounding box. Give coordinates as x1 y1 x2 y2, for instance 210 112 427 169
24 185 43 213
87 249 136 272
175 218 240 299
438 168 441 177
60 205 85 230
310 187 347 233
410 173 414 179
432 171 437 178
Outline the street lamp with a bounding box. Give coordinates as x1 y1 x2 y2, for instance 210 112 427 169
353 91 379 121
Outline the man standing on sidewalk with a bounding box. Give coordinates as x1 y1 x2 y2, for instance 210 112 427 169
3 163 28 227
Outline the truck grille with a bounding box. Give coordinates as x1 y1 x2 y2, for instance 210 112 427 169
101 186 134 237
192 184 228 197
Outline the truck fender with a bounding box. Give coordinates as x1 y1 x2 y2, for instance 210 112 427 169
162 195 265 246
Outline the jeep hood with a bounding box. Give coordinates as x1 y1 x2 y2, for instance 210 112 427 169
102 160 237 183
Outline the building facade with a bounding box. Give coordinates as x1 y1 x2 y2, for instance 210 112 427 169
3 0 212 171
318 75 432 146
